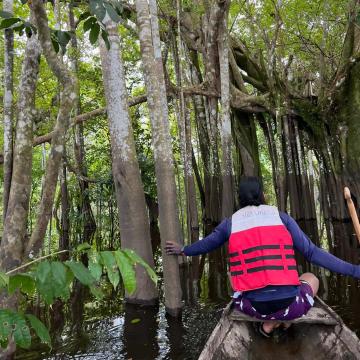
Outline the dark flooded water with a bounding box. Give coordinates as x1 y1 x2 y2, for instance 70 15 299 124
16 296 225 360
15 273 360 360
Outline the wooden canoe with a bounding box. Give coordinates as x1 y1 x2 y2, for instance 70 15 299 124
198 297 360 360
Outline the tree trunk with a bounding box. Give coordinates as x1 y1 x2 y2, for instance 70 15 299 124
171 31 200 286
99 16 158 304
0 32 40 272
3 0 14 221
25 0 77 258
59 162 70 261
218 1 233 218
69 3 96 245
135 0 183 315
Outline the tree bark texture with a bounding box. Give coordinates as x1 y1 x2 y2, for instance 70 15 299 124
3 0 14 221
0 32 40 272
59 162 70 261
26 0 77 258
135 0 183 315
171 31 200 283
69 4 96 244
100 16 158 304
218 0 233 218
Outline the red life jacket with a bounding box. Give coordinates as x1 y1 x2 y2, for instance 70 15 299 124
228 205 300 292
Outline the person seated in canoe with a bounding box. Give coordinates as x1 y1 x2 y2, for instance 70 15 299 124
165 176 360 337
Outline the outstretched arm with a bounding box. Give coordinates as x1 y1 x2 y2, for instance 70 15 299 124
165 218 231 256
280 212 360 278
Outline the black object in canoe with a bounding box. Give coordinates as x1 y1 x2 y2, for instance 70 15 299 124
198 297 360 360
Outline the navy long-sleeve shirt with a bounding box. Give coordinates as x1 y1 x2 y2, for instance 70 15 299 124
183 211 360 301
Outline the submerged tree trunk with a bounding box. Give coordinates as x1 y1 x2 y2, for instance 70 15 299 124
0 31 40 272
135 0 183 315
171 32 200 288
3 0 14 221
25 0 77 258
100 16 158 304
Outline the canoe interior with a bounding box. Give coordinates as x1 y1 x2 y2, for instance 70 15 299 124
198 298 360 360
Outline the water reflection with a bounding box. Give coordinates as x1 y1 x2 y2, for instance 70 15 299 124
123 304 159 359
15 272 360 359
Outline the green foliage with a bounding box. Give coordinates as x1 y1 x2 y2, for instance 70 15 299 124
100 251 120 289
123 249 157 284
25 315 51 348
89 23 101 45
0 310 31 349
65 260 95 286
78 0 125 48
114 250 136 294
51 30 72 54
0 271 9 288
8 274 35 296
0 248 157 350
0 12 36 37
35 261 73 304
88 252 103 281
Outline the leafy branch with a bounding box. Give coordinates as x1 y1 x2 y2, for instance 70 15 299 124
0 245 157 350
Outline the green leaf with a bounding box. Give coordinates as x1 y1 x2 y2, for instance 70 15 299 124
57 30 71 45
114 250 136 294
35 261 71 304
88 255 103 282
83 16 96 33
77 242 92 252
89 285 104 299
78 11 91 22
53 30 72 53
65 261 95 286
0 11 13 19
8 274 35 295
100 251 120 290
130 318 141 324
13 23 25 36
123 249 158 284
26 314 51 347
104 3 121 22
111 1 124 15
0 271 9 288
101 30 110 50
51 37 60 53
25 26 32 38
0 17 21 29
89 23 100 45
0 310 31 349
90 0 106 21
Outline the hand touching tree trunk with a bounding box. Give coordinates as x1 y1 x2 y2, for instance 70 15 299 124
99 15 158 304
135 0 183 315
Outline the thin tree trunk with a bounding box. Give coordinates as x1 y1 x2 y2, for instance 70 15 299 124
135 0 183 315
99 16 158 304
171 28 200 283
0 32 40 272
59 161 70 261
3 0 14 221
25 0 77 258
69 3 96 244
218 1 233 218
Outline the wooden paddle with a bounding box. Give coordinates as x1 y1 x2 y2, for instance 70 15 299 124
344 187 360 244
